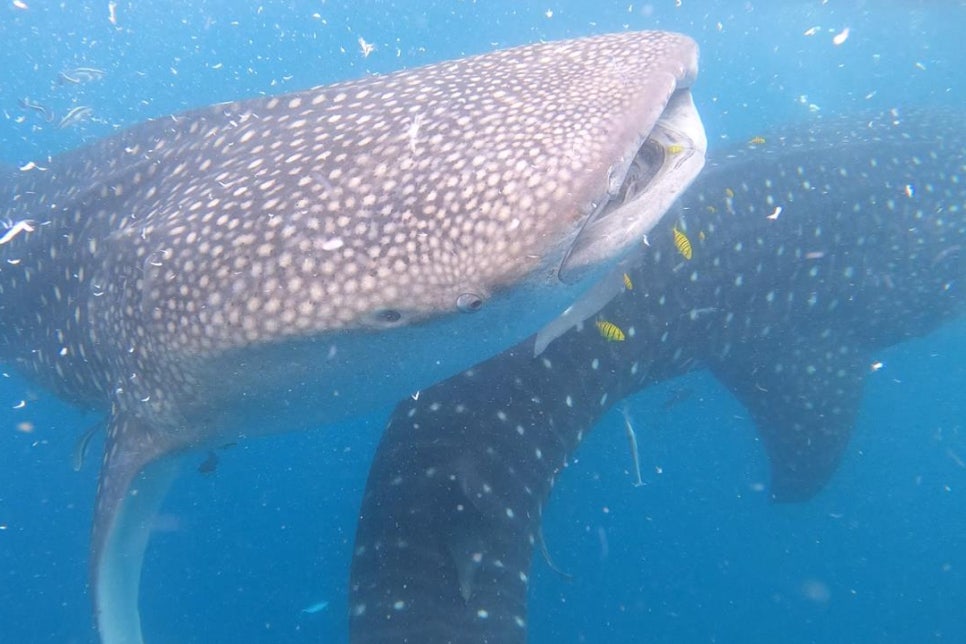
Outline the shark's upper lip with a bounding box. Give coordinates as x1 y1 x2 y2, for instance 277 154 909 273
557 86 707 285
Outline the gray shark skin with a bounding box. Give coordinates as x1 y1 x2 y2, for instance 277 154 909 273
349 109 966 643
0 32 706 643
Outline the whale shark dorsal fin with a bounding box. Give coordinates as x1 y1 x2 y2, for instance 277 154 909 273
91 412 181 644
708 338 866 502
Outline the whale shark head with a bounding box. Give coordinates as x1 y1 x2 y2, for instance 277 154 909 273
0 31 705 643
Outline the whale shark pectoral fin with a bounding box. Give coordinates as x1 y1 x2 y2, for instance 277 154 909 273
91 412 181 644
709 340 866 503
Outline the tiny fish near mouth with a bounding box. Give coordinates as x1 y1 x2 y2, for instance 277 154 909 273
0 31 705 643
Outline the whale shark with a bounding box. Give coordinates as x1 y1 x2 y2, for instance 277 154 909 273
349 109 966 642
0 32 706 643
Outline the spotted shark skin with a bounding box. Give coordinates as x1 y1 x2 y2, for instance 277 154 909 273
0 32 706 643
349 110 966 642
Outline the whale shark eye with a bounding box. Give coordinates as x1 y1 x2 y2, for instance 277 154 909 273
456 293 484 313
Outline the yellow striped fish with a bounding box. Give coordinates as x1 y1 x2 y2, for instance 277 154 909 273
622 272 633 290
749 135 766 145
673 227 693 260
595 319 626 342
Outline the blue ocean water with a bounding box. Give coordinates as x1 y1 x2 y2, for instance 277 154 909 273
0 1 964 642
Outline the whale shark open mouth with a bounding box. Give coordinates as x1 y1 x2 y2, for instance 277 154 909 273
559 88 706 283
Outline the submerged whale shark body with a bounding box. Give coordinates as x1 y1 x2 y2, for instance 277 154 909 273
350 110 966 642
0 32 707 642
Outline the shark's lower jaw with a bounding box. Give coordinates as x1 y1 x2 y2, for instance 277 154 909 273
348 109 966 642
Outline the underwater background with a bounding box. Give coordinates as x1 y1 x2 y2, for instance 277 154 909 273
1 1 964 642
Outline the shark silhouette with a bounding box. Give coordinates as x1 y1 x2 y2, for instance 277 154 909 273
349 109 966 642
0 32 706 643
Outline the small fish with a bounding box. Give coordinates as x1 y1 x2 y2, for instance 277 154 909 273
300 600 329 614
749 135 766 145
58 105 93 129
595 319 625 342
666 143 684 155
724 187 735 198
673 226 693 260
622 273 633 290
17 97 53 122
698 231 706 241
198 451 218 475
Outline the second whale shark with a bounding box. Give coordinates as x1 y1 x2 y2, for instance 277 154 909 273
349 109 966 642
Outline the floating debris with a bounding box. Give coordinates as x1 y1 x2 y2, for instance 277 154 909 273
72 421 103 472
0 220 36 245
300 600 329 614
622 407 645 487
58 66 107 85
536 526 573 579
